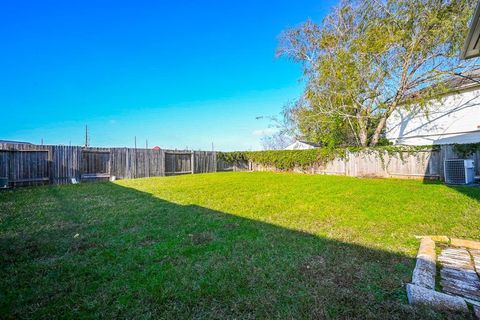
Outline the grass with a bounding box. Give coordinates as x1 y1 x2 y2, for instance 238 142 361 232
1 172 479 319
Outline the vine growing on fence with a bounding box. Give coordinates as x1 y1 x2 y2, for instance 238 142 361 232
218 149 344 169
217 145 439 170
452 143 480 158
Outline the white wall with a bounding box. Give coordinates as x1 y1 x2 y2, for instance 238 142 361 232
386 88 480 145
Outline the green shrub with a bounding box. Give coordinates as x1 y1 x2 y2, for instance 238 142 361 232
217 149 341 169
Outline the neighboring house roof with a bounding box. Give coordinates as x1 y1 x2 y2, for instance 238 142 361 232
0 140 32 145
442 69 480 92
298 141 321 147
405 70 480 103
285 140 321 150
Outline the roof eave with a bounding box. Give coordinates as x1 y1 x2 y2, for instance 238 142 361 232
461 0 480 59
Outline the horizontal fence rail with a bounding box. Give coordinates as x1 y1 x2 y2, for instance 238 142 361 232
0 143 218 187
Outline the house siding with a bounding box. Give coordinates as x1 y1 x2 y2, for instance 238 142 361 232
386 88 480 145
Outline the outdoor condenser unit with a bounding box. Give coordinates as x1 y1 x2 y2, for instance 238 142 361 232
444 159 475 185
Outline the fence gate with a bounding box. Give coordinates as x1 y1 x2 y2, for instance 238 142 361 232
81 149 111 181
165 151 193 175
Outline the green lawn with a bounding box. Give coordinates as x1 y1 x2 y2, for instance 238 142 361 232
1 172 479 319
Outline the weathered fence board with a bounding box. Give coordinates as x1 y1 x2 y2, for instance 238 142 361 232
150 149 165 177
315 157 347 175
165 151 192 175
0 143 51 186
194 151 216 173
51 146 82 185
216 159 249 172
0 151 8 179
0 144 216 187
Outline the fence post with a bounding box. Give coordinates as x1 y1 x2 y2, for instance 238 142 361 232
8 147 14 187
213 151 217 173
439 145 448 182
161 149 165 176
345 150 350 176
191 151 195 174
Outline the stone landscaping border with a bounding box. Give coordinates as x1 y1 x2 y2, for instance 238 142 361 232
406 284 468 312
407 236 480 315
411 237 436 289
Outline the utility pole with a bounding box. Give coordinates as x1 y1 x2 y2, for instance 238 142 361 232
85 125 89 147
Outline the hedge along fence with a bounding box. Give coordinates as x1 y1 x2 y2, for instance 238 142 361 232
218 149 345 170
217 145 480 181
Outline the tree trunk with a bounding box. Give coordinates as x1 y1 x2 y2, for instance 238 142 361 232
357 117 368 147
370 115 387 146
370 100 398 146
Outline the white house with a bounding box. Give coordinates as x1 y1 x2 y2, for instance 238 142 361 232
285 140 321 150
386 73 480 145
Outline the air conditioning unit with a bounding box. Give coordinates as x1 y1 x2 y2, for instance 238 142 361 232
444 159 475 185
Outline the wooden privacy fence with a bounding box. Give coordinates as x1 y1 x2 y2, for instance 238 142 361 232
0 143 217 187
3 143 479 187
229 145 480 181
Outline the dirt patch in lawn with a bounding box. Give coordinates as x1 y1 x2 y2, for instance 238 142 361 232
189 232 214 245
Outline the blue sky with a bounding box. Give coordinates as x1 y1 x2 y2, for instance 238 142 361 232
0 0 336 151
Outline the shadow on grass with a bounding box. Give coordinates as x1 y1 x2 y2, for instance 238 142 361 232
421 173 480 204
446 184 480 204
0 182 472 319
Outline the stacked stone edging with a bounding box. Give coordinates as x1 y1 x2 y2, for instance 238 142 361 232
412 237 436 289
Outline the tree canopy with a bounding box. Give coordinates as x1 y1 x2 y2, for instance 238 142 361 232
277 0 478 147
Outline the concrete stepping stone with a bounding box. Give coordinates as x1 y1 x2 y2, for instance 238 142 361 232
439 247 480 303
450 238 480 250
